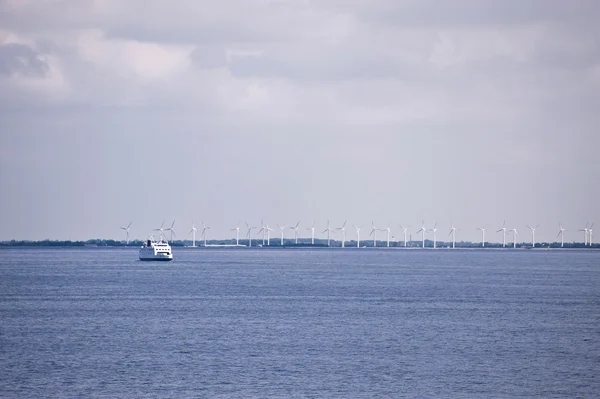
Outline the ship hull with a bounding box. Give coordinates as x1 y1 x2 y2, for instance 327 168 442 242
139 242 173 261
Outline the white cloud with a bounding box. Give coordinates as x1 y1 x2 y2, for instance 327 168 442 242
75 29 192 81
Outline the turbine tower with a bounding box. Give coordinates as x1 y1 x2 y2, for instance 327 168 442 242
526 224 539 248
428 222 438 249
399 225 410 247
277 224 287 246
497 220 507 248
201 221 210 247
245 221 256 247
257 220 273 245
353 224 363 248
322 220 333 246
120 221 132 245
154 221 166 241
188 221 197 247
509 228 518 248
588 223 594 245
306 221 316 245
258 222 273 246
449 223 457 249
556 223 566 248
231 221 241 246
416 221 427 248
289 221 300 244
476 226 486 247
266 224 273 245
384 226 392 247
337 221 347 248
166 220 176 243
258 220 267 245
579 224 589 245
369 221 379 247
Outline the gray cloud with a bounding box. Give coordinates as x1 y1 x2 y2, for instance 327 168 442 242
190 45 227 69
0 43 49 76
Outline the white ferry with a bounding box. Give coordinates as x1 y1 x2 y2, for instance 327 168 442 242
139 238 173 261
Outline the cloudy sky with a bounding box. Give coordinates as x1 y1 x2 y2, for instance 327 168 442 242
1 0 598 243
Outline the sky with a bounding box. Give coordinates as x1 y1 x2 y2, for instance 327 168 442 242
0 0 599 244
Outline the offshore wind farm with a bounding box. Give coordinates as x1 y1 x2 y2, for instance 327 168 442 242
95 219 597 249
136 219 597 249
3 219 596 250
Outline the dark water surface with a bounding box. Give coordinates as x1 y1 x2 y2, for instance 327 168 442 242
1 248 599 398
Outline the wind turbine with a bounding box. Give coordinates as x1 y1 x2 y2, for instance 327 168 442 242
353 224 363 248
322 220 334 246
231 221 241 246
277 224 287 246
154 221 167 241
369 221 380 247
556 223 566 248
526 224 539 247
509 228 518 248
449 223 457 249
289 221 300 244
201 221 210 247
245 221 256 247
399 225 410 247
166 220 176 243
497 220 507 248
589 223 594 245
265 224 273 245
416 221 427 248
428 222 438 249
257 220 267 245
188 221 197 247
476 226 486 247
306 221 316 245
120 221 132 245
258 222 273 246
579 223 589 245
337 221 347 248
384 226 392 247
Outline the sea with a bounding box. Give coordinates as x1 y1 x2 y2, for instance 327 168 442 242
1 247 599 398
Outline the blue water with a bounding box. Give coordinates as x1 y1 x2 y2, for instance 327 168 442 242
1 248 599 398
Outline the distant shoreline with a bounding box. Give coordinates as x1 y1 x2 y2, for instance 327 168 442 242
0 240 598 250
